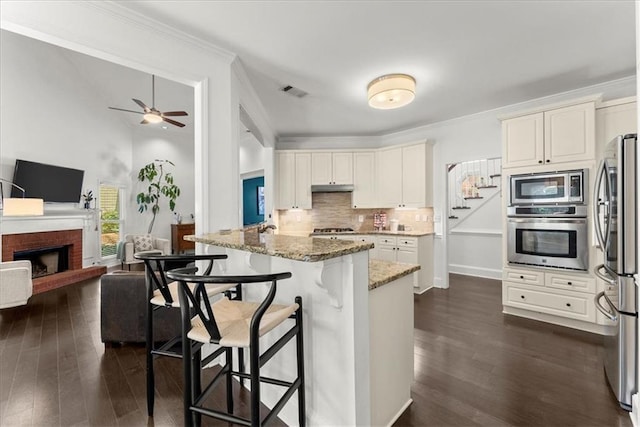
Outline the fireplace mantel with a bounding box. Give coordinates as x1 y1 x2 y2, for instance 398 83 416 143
0 209 96 235
1 209 99 267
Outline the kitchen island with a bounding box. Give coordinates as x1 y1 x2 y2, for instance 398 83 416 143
186 230 417 426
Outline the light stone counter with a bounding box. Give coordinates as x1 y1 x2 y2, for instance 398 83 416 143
368 259 420 290
185 229 373 262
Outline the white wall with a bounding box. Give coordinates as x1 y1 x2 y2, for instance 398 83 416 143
239 132 265 175
129 128 195 240
0 30 133 203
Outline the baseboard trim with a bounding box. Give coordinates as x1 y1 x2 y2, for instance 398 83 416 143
449 264 502 280
502 306 614 335
385 398 413 427
413 286 432 295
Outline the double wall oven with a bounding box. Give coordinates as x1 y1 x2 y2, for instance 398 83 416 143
507 169 588 271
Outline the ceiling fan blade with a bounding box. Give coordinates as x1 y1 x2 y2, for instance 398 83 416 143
162 111 189 117
140 119 149 125
162 117 186 128
108 106 144 114
132 98 150 112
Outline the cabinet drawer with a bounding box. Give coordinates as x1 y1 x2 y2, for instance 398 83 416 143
504 284 595 322
545 272 595 294
397 237 417 248
503 268 544 287
377 236 396 246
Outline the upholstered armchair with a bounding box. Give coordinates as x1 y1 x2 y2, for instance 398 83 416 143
119 234 171 269
0 260 33 309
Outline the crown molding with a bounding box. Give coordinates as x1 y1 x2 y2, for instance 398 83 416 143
87 1 236 64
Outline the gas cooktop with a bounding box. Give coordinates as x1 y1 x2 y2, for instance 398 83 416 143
313 227 355 234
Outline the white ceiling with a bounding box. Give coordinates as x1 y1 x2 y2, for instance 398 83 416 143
114 1 636 139
10 2 635 140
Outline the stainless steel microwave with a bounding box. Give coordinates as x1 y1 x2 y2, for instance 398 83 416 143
510 169 587 205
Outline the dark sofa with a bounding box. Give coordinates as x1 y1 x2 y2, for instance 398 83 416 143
100 270 181 344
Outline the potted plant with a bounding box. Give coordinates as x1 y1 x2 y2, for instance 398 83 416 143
136 159 180 234
82 190 94 209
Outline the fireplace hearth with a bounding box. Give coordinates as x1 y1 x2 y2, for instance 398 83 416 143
2 229 106 294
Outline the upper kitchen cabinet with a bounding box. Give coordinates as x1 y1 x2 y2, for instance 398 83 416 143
376 142 433 208
275 151 312 210
596 97 637 159
502 101 595 169
311 152 353 185
352 152 377 208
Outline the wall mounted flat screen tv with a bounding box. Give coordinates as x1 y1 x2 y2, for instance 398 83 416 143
11 159 84 203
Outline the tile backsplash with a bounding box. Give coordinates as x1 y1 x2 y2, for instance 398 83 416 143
275 192 434 236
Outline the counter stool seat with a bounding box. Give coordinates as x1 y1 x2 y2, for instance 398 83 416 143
188 297 299 348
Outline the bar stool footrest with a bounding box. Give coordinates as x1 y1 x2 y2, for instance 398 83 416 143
191 405 252 426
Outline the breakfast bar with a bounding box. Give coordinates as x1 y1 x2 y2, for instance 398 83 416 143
186 229 418 426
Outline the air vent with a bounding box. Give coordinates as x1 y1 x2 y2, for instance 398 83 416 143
281 85 308 98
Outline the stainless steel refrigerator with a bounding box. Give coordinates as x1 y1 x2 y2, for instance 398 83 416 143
594 133 638 411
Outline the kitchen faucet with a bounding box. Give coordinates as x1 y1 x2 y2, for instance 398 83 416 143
257 223 277 233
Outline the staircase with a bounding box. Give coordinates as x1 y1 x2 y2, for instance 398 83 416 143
447 158 502 228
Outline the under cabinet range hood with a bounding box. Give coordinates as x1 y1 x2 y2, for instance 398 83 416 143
310 184 354 193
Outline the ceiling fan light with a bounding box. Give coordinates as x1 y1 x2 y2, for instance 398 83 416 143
143 112 163 124
367 74 416 109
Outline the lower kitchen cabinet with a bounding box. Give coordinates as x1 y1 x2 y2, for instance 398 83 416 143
374 235 433 292
502 266 601 326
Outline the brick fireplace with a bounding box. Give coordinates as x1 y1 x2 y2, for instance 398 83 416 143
2 229 105 294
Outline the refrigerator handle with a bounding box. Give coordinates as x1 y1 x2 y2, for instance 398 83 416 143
594 291 618 322
594 263 617 286
593 160 610 251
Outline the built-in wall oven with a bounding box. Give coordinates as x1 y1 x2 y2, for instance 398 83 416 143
507 205 589 271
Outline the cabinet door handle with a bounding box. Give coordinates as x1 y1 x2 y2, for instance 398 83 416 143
567 282 572 285
520 275 524 279
546 159 550 163
354 205 357 208
566 303 571 307
538 160 543 164
520 295 525 299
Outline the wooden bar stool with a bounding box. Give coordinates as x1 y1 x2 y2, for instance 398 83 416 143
134 253 236 418
166 267 305 427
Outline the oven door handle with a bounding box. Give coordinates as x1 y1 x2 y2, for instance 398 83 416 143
594 263 617 286
508 218 586 224
594 291 618 322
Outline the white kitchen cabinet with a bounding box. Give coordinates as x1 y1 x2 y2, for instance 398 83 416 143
275 151 311 209
502 266 599 324
502 113 544 168
502 101 595 168
352 152 377 208
352 234 377 259
373 235 434 291
376 147 403 208
376 142 432 208
596 98 637 159
311 152 353 185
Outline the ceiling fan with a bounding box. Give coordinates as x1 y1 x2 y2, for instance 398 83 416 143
108 75 188 128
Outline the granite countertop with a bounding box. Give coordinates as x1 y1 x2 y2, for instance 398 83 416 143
185 230 373 262
368 259 420 290
309 230 434 237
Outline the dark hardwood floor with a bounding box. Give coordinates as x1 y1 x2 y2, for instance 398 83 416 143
396 273 632 427
0 273 632 426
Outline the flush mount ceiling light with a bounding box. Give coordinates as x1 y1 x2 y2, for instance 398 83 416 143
367 74 416 110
